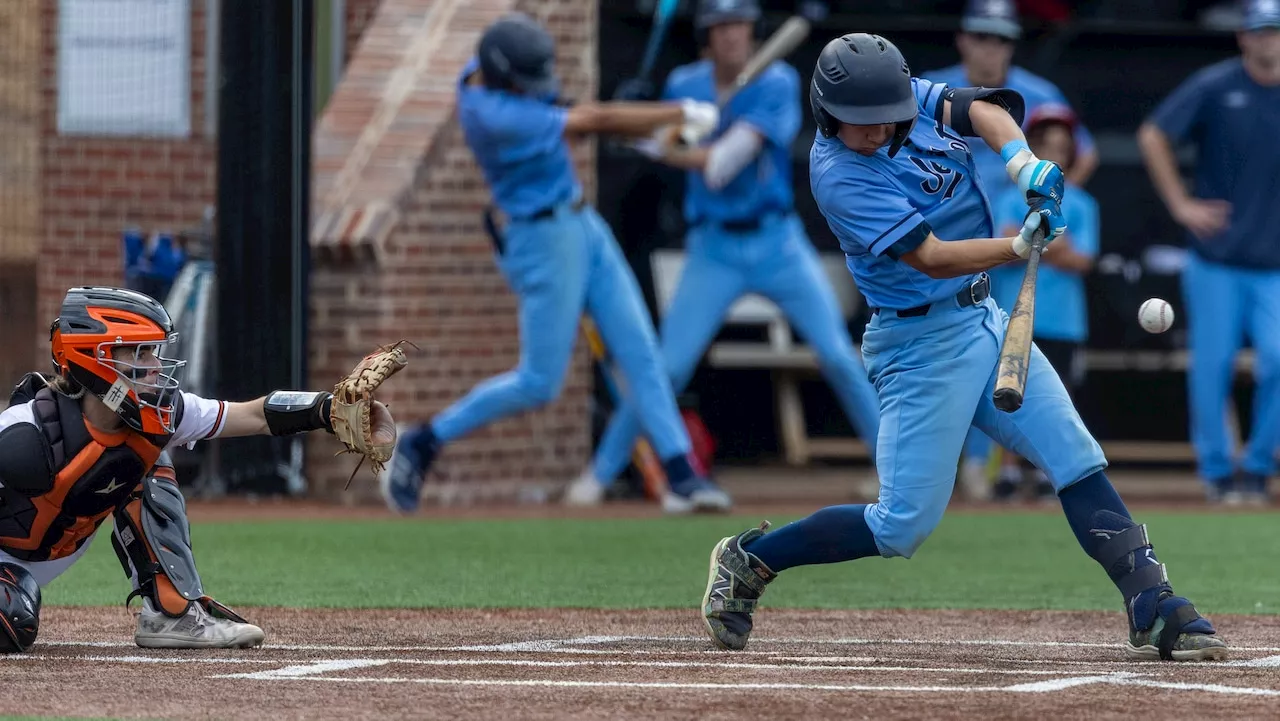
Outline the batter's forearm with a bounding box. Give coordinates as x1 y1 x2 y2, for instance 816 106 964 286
566 102 684 137
903 234 1020 279
969 101 1026 157
1137 123 1190 212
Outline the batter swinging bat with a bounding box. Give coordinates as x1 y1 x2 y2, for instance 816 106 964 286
992 223 1049 413
652 14 810 152
716 15 811 107
581 317 669 501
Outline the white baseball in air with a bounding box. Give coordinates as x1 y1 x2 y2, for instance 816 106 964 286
1138 298 1174 334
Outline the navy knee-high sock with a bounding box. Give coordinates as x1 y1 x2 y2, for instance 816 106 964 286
1057 470 1134 557
741 504 880 573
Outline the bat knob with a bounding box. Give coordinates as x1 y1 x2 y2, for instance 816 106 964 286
992 388 1023 414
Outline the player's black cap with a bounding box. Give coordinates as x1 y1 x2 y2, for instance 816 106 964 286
961 0 1021 41
477 12 559 98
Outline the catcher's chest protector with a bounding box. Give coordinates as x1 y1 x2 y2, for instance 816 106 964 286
0 385 163 562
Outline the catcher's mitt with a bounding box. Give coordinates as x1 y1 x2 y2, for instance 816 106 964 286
331 340 416 489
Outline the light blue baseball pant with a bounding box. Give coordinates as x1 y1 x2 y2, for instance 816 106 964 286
859 292 1107 558
431 201 691 461
1181 252 1280 482
590 213 881 484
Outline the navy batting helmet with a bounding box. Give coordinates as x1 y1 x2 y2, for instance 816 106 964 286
810 33 917 158
0 563 40 653
695 0 761 44
477 13 559 98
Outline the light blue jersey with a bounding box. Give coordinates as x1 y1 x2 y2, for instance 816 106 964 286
456 57 578 218
988 182 1099 343
810 77 995 311
662 60 800 224
919 64 1095 201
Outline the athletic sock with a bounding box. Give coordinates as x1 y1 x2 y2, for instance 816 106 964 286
662 454 697 485
741 504 880 572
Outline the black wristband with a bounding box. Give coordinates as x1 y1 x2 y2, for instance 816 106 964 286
263 391 334 436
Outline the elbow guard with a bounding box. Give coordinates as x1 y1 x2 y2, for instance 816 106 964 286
263 390 333 436
944 87 1026 137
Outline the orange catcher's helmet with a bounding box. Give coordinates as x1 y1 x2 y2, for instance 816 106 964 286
50 287 186 437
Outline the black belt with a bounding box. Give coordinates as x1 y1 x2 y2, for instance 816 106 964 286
696 211 789 234
483 198 587 256
525 197 587 222
871 273 990 319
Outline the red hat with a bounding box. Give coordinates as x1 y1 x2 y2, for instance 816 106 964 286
1025 102 1079 133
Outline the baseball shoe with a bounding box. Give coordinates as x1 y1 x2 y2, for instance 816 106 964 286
1124 591 1228 662
664 475 733 514
135 598 264 649
1205 475 1242 505
702 521 776 650
563 468 605 507
382 425 439 514
1236 471 1270 506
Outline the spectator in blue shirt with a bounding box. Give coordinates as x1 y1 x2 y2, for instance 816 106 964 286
962 104 1100 502
1137 0 1280 505
922 0 1098 206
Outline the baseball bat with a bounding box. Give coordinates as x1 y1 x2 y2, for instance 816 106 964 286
581 317 669 501
716 15 811 107
638 0 679 85
992 224 1049 413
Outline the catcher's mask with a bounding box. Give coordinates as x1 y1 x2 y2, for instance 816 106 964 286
50 286 186 436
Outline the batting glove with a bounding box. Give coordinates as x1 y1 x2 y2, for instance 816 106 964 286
679 99 719 145
1002 140 1065 206
1012 204 1066 259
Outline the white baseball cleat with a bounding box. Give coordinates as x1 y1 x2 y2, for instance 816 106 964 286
135 598 265 649
563 469 605 507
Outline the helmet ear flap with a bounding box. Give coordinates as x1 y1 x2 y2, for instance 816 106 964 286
887 117 916 158
809 81 839 138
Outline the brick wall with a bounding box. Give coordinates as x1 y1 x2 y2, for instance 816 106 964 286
36 0 216 365
0 1 43 383
307 0 599 502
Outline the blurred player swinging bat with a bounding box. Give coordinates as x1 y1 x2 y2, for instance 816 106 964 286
653 14 811 153
717 15 811 107
581 317 669 501
992 222 1050 413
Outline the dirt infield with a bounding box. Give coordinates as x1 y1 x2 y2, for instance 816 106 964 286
8 607 1280 720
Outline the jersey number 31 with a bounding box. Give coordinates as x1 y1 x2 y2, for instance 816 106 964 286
910 157 964 200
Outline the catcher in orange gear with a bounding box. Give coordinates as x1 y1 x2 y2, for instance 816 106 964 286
0 286 401 653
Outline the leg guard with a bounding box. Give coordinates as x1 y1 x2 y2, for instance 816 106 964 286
1086 510 1221 660
110 464 248 623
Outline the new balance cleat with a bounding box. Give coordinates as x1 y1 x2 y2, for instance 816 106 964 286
1125 591 1228 662
702 521 775 650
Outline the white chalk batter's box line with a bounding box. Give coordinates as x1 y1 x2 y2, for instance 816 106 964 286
36 635 1280 655
19 635 1280 696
